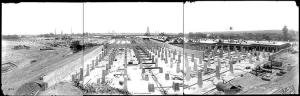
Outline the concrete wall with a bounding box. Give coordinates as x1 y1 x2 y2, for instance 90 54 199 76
43 45 104 87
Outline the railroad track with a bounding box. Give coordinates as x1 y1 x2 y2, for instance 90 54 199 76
203 88 218 94
149 70 168 95
134 44 168 95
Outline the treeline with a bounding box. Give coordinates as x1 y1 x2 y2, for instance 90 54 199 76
2 35 20 39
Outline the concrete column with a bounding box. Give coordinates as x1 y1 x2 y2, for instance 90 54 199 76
228 48 231 59
197 70 203 88
165 55 168 64
262 48 266 58
71 74 75 82
155 58 158 67
96 57 99 66
185 53 189 70
204 60 208 73
80 68 83 81
101 70 106 84
124 70 128 90
165 49 168 64
176 61 180 73
86 64 90 76
227 45 230 52
185 66 191 81
178 53 181 63
169 50 171 58
249 53 253 64
216 63 220 79
191 54 195 62
173 50 176 60
124 48 127 68
76 72 79 81
170 58 173 68
194 59 198 71
230 59 233 73
152 55 154 63
165 73 170 80
145 74 149 81
207 55 211 66
218 58 221 67
165 48 168 58
158 49 160 57
256 51 260 61
220 49 223 58
91 60 95 70
212 49 215 59
161 49 164 60
99 54 101 62
106 64 110 70
97 78 101 84
155 48 158 55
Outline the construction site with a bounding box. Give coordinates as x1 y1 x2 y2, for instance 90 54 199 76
2 2 299 95
3 33 297 95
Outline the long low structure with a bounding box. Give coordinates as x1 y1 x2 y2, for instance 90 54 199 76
149 37 291 52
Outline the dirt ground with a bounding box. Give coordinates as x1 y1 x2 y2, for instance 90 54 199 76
1 39 99 95
37 82 83 95
237 51 299 94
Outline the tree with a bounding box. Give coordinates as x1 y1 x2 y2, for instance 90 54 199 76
188 32 194 39
177 33 184 37
262 34 271 41
159 32 166 36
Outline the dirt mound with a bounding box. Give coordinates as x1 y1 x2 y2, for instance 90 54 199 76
82 83 131 95
15 82 41 95
2 62 17 73
38 82 83 95
12 45 30 50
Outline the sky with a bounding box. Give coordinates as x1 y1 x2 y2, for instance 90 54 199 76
185 1 299 32
2 2 183 35
2 3 83 35
84 2 183 34
2 2 298 35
